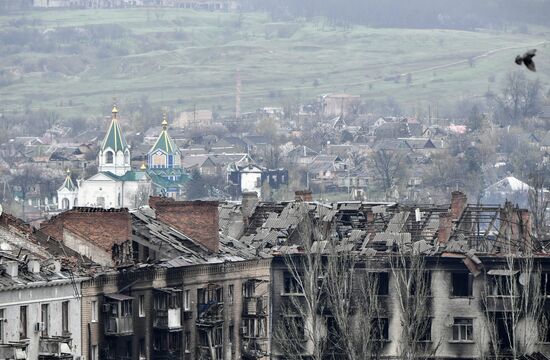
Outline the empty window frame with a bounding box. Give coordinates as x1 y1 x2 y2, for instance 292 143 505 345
451 273 473 297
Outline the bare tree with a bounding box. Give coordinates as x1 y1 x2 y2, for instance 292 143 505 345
324 247 386 360
273 204 328 360
370 149 406 198
275 206 388 360
480 254 547 358
528 168 549 240
389 243 439 359
492 71 542 125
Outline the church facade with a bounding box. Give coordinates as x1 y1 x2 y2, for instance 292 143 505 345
57 107 189 211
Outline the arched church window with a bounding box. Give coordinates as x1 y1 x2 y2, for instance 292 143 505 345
106 151 114 164
124 151 130 165
61 198 70 210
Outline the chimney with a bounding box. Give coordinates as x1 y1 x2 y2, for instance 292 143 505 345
438 212 452 244
27 259 40 274
295 190 313 202
149 196 174 209
242 191 259 219
450 191 467 220
154 200 220 253
519 209 532 253
5 261 18 278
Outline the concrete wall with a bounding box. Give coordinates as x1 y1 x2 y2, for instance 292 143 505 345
0 281 83 359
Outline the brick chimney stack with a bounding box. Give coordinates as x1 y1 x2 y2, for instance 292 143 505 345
150 198 220 253
241 192 259 229
438 212 453 244
295 190 313 202
450 191 467 220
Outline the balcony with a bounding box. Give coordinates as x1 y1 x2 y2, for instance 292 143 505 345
0 343 27 359
243 296 268 317
104 316 133 336
154 308 182 330
103 293 134 336
152 349 182 360
196 301 224 327
484 296 519 312
38 337 72 359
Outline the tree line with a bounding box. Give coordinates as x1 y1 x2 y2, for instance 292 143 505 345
242 0 550 30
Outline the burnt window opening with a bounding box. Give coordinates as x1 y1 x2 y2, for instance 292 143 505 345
283 316 305 341
168 332 182 352
377 272 389 295
371 318 389 341
491 275 516 296
542 273 550 295
197 286 223 305
198 329 209 347
452 318 473 342
419 318 432 342
496 314 513 350
126 341 132 358
326 316 341 346
540 314 550 343
451 273 473 297
410 272 432 296
283 272 303 295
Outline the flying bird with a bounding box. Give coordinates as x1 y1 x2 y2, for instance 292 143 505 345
515 49 537 72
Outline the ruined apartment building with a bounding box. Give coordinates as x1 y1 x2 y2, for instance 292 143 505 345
229 191 550 359
35 198 272 360
0 212 89 360
1 190 549 359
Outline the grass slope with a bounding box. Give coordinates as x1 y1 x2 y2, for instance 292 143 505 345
0 8 549 117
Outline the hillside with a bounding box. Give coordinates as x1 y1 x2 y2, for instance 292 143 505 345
0 8 549 117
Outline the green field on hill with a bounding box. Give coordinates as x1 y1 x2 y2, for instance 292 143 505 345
0 8 548 117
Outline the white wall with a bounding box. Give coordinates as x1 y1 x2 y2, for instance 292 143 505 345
0 282 83 359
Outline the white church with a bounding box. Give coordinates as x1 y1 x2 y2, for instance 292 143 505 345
57 105 152 210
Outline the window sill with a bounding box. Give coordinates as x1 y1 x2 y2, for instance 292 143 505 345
281 293 305 297
448 340 475 344
449 296 474 299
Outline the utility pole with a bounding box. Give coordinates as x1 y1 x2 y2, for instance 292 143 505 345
235 68 241 119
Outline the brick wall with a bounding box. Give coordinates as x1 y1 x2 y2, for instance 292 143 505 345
150 198 220 252
40 208 131 253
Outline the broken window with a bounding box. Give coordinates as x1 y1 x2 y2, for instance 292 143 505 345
542 273 550 295
371 318 389 341
377 272 389 295
419 318 432 342
228 284 234 304
283 272 303 294
452 318 473 341
243 280 255 297
283 315 305 341
185 331 191 353
491 275 515 296
496 314 513 350
451 273 473 297
540 314 550 343
139 339 145 360
62 301 69 334
168 332 182 352
0 309 4 342
184 290 190 310
198 329 209 347
410 272 431 296
139 295 145 317
19 306 27 340
122 299 133 316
